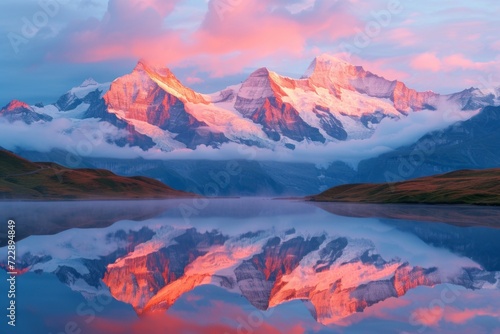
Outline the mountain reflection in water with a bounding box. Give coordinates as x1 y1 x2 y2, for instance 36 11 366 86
0 199 499 334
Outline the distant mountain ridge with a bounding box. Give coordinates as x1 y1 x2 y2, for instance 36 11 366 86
0 100 52 124
2 54 497 153
356 105 500 183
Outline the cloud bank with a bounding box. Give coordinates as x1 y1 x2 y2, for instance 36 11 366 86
0 107 476 168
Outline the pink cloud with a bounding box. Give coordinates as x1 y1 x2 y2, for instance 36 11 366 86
411 306 500 327
410 53 441 72
492 40 500 51
443 54 493 71
409 52 496 75
411 306 443 327
354 56 411 82
444 54 477 69
45 0 361 77
443 307 500 325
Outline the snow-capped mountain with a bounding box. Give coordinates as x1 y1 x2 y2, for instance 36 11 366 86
54 77 110 114
2 54 498 154
0 100 52 124
26 77 156 151
105 61 230 150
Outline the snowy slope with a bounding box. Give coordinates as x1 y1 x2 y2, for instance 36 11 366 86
1 54 495 156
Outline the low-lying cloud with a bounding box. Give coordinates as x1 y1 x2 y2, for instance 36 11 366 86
0 107 477 169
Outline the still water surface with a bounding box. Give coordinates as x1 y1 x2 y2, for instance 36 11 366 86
0 199 499 334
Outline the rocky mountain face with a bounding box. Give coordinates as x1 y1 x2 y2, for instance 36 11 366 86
5 224 498 325
3 55 496 154
305 55 439 114
234 67 326 143
0 100 52 124
104 61 229 149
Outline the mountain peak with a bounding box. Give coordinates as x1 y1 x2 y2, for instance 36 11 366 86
133 58 149 72
107 59 208 105
240 67 292 96
80 78 99 87
314 54 352 66
133 59 174 78
304 54 357 79
249 67 272 77
2 100 32 112
0 99 52 124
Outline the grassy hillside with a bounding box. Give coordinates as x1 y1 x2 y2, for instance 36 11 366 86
0 149 195 200
309 169 500 205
